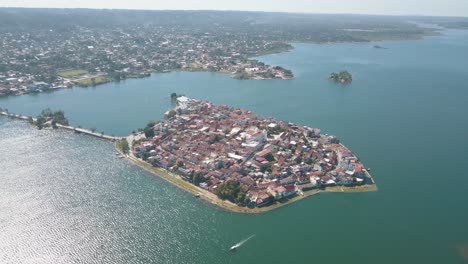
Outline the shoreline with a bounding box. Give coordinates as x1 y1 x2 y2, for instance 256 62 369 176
117 143 377 214
0 111 122 142
1 110 378 214
0 28 442 100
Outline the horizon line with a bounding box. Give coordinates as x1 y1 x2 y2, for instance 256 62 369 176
0 6 467 19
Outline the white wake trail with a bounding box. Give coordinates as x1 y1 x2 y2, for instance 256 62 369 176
236 234 255 247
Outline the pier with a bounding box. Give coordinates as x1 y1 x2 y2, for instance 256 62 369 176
0 111 123 141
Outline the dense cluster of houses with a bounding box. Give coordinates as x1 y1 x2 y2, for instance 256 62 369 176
0 24 293 98
132 97 373 207
0 73 72 97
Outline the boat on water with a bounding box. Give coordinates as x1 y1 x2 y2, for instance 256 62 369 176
229 245 239 252
228 235 255 252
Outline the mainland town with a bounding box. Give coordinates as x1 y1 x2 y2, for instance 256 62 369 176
129 96 375 209
0 21 293 97
0 9 440 98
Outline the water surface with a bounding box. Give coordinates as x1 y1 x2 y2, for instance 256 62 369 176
1 29 468 263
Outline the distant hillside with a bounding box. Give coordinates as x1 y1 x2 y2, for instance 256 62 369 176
0 8 443 42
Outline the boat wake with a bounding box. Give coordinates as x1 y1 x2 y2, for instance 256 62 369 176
229 235 255 251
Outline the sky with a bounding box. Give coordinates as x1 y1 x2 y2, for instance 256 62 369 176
0 0 467 17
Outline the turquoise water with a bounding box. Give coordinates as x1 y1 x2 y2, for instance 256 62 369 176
1 29 468 263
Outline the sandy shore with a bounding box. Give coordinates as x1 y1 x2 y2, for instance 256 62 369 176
117 145 378 214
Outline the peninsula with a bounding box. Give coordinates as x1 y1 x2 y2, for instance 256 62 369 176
125 96 376 212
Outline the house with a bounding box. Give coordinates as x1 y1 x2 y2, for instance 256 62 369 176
27 82 50 92
256 191 271 207
268 185 286 200
256 148 271 157
240 176 256 187
280 175 296 185
283 184 297 197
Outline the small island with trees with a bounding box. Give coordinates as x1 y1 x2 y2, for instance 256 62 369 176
329 71 353 84
34 108 69 129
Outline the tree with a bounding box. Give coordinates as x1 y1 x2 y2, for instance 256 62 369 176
192 172 205 186
117 139 130 154
165 110 176 119
209 134 221 144
236 188 247 204
170 92 178 102
177 161 184 168
143 122 155 138
217 181 247 205
260 163 272 173
295 156 303 164
264 153 275 162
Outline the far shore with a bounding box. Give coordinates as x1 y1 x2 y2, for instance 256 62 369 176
116 143 378 214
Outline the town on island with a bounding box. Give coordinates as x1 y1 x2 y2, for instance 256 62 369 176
119 95 376 212
0 94 377 213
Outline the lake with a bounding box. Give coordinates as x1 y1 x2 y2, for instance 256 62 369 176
1 29 468 263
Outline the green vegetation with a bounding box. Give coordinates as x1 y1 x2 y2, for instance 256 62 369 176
191 172 205 186
170 92 178 104
217 180 249 205
273 66 294 78
233 72 252 80
329 71 353 84
57 69 88 78
117 139 130 154
264 153 276 162
209 134 222 144
177 161 184 168
73 76 112 87
35 108 69 129
165 110 177 119
267 125 286 136
143 120 157 138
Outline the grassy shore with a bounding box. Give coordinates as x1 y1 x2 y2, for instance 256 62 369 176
73 75 112 87
57 69 88 78
117 144 377 214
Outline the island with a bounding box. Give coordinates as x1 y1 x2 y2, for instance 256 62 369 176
34 108 69 129
123 96 376 213
329 71 353 84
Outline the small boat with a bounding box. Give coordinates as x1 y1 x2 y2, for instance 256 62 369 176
229 244 240 251
229 235 255 252
194 194 200 198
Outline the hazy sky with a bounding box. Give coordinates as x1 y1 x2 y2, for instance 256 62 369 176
1 0 467 17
